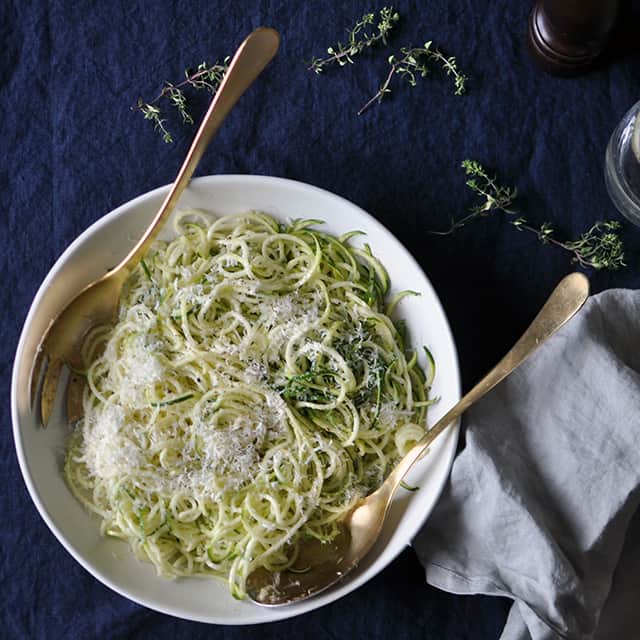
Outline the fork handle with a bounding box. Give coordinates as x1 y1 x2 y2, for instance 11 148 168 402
115 27 280 279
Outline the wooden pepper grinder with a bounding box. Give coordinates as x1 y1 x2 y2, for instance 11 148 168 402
527 0 620 75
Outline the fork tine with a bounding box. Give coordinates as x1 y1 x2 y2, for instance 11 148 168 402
66 372 85 424
30 348 46 409
41 357 63 427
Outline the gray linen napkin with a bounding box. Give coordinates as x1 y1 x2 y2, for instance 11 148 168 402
413 289 640 640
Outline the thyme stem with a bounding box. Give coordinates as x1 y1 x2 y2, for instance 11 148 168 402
134 58 230 143
307 7 399 73
358 42 467 115
145 64 229 105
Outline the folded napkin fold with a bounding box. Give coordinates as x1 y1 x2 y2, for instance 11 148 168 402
413 289 640 640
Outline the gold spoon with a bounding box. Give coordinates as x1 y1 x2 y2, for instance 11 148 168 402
246 271 590 606
30 27 280 425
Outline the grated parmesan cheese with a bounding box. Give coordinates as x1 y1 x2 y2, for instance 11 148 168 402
65 211 430 600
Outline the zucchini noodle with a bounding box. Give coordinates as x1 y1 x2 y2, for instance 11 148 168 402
64 211 434 599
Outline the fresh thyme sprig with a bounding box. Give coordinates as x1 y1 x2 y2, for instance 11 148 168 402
511 218 626 270
358 42 467 114
134 59 230 143
432 160 626 271
307 7 399 73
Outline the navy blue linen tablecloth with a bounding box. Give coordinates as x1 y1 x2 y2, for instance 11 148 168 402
2 1 639 638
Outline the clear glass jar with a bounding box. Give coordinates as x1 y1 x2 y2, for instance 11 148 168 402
605 99 640 225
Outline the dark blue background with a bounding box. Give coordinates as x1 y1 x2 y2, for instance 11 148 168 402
2 1 639 638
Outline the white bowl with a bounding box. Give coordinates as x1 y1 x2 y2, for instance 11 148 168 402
12 175 460 624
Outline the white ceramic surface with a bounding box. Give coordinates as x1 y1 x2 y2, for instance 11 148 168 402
12 175 460 624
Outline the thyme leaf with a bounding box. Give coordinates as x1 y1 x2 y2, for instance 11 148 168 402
281 368 338 403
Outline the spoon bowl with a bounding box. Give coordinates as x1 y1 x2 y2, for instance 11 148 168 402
29 27 280 426
247 272 590 606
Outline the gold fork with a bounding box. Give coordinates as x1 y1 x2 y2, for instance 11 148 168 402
30 27 280 426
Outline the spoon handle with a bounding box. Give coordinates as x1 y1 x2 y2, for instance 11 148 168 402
384 272 590 494
116 27 280 279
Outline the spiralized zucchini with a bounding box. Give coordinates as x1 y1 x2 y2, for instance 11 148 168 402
65 211 433 599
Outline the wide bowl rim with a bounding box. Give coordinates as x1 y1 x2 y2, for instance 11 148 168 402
12 173 461 624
